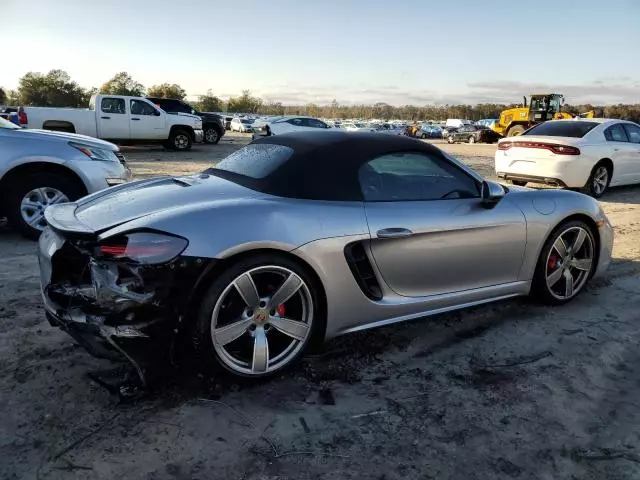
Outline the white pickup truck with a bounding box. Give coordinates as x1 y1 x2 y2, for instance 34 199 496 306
24 94 203 151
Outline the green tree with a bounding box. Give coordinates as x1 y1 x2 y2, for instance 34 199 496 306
147 83 186 100
17 70 88 107
100 72 145 96
0 87 6 104
227 90 262 113
195 90 224 112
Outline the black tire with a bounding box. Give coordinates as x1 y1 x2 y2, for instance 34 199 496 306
509 180 528 187
192 253 325 380
507 125 525 137
531 220 597 306
421 133 427 139
203 126 221 144
169 129 192 151
5 172 84 240
581 162 611 198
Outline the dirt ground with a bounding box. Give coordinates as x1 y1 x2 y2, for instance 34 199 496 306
2 132 640 480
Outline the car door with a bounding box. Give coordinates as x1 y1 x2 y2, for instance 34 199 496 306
129 100 164 139
603 123 634 186
97 97 130 140
622 123 640 183
360 151 527 297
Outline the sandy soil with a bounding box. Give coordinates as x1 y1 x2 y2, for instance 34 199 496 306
1 133 640 480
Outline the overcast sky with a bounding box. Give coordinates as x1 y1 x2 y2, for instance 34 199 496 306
3 0 640 105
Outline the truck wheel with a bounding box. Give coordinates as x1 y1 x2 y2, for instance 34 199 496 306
6 172 84 240
507 125 525 137
170 129 192 151
447 136 454 144
468 136 475 144
204 126 221 144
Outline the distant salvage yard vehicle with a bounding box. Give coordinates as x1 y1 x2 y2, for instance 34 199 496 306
38 131 612 384
24 94 204 151
447 125 500 144
0 116 129 239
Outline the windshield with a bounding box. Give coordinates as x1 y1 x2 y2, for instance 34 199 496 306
211 143 294 179
523 121 598 138
0 116 20 130
241 119 254 124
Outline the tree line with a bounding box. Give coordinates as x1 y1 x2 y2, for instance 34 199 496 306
1 69 639 123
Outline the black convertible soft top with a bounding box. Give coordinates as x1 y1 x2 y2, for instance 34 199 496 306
208 131 469 201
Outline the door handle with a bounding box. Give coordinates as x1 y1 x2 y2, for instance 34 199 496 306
376 228 414 239
100 116 111 119
131 118 140 121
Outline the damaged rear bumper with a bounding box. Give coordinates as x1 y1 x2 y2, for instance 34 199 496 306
38 228 211 383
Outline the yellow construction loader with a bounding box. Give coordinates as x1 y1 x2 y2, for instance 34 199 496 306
492 93 595 137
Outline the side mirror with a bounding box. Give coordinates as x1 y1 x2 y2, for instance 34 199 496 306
480 180 505 209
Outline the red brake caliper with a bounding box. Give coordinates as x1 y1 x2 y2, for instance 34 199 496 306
548 255 558 270
276 304 286 316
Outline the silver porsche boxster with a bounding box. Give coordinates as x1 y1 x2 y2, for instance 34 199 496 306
38 131 613 382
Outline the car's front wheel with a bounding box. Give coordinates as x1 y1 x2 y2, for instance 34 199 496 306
531 220 597 305
192 254 323 379
169 129 193 151
6 172 84 239
447 136 455 144
468 135 475 144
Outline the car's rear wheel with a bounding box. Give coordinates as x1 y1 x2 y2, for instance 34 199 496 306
6 172 84 239
192 254 323 380
582 162 611 198
531 220 596 305
204 127 220 144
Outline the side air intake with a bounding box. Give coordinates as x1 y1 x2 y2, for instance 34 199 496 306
344 242 382 300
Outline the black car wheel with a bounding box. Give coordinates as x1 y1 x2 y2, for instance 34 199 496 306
531 220 597 305
204 127 221 144
6 172 84 240
169 129 192 151
192 253 325 380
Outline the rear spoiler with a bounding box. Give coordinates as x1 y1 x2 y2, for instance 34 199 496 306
44 203 96 236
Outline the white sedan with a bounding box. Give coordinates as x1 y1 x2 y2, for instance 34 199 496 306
341 122 376 132
230 117 255 133
251 116 331 140
495 119 640 197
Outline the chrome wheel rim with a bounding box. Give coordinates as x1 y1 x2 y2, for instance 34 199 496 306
210 266 313 376
205 129 218 143
175 134 189 149
592 166 609 195
546 226 594 300
20 187 69 231
469 136 475 143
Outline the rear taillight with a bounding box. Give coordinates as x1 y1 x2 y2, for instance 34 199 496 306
98 232 188 264
501 141 580 155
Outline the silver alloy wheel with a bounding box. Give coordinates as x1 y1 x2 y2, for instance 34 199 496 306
20 187 69 231
174 134 189 149
469 135 475 144
210 265 313 376
545 226 594 300
205 128 218 143
592 166 609 195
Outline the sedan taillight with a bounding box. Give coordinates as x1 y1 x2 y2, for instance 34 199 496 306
499 141 580 155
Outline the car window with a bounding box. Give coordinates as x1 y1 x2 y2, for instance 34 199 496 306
359 152 480 202
287 118 304 126
604 124 629 142
214 144 294 179
101 98 126 114
523 121 598 137
130 100 158 116
304 118 328 129
622 123 640 144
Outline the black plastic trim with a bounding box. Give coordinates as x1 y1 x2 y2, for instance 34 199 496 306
344 242 383 301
